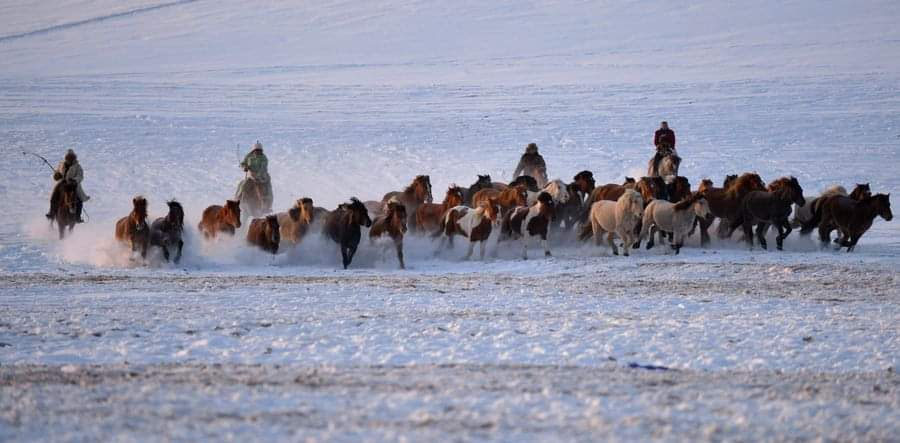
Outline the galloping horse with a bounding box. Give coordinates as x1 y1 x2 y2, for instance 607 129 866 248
641 192 710 254
382 175 432 231
731 177 805 250
247 215 280 255
796 183 870 237
370 199 409 269
555 182 585 231
149 200 185 263
526 179 570 206
50 179 79 240
472 185 526 220
581 189 643 256
699 173 766 241
198 199 242 239
500 192 556 259
436 199 499 260
324 198 372 269
571 171 596 198
416 185 464 234
277 197 315 247
115 196 150 259
818 194 892 252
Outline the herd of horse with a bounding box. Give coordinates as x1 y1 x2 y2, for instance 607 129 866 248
49 151 893 269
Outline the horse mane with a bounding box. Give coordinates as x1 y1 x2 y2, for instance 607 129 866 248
821 185 848 197
166 200 184 226
132 196 148 218
726 173 763 197
617 189 642 214
767 176 792 192
850 183 871 200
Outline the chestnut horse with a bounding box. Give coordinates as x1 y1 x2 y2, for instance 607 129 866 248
462 174 493 205
436 199 499 260
277 197 315 247
115 196 150 259
730 176 805 250
324 198 372 269
700 172 766 241
246 215 280 255
149 200 185 263
382 175 432 230
198 199 242 239
370 200 409 269
416 185 464 234
818 194 892 252
472 185 526 220
51 179 79 240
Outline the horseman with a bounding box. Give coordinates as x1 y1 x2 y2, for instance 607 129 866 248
512 142 548 188
236 141 274 214
650 121 679 176
46 149 89 223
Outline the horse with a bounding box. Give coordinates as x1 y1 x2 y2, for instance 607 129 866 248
239 177 269 221
730 177 805 250
149 200 185 263
527 179 570 206
436 199 499 260
50 179 79 240
369 199 408 269
693 175 737 244
555 182 585 231
500 192 556 259
247 215 280 255
462 175 493 205
416 185 464 234
635 176 667 204
571 171 596 197
198 199 242 239
472 185 526 221
277 197 315 247
699 172 766 241
115 196 150 259
640 192 710 254
382 175 432 231
324 198 372 269
580 189 644 256
818 194 892 252
796 183 870 237
583 177 637 220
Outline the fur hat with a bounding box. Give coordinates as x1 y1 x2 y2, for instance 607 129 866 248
525 142 539 154
252 141 263 152
64 149 77 162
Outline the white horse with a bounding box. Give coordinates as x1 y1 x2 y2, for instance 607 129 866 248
500 192 555 259
640 192 710 254
585 189 644 256
527 179 570 206
791 185 847 228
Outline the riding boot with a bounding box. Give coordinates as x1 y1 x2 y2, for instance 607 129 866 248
76 200 84 223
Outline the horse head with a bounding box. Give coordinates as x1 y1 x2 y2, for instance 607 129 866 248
415 175 433 203
537 192 555 217
786 177 806 206
475 174 492 188
693 194 711 218
484 198 500 223
698 179 714 194
723 174 738 188
387 200 408 233
226 199 242 228
445 185 464 207
348 198 372 227
873 194 892 221
851 183 872 200
573 170 595 193
167 200 184 228
299 198 315 223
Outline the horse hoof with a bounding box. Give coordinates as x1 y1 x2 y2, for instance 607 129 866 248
544 251 551 257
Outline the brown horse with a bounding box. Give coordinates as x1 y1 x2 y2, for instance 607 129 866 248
370 200 408 269
436 198 499 260
149 200 185 263
198 199 242 239
416 185 464 234
798 183 871 236
277 197 315 246
382 175 432 230
731 176 805 250
324 198 372 269
694 175 738 244
472 185 526 220
818 194 892 252
247 215 280 254
51 179 79 240
462 174 494 205
849 183 872 201
572 171 596 197
700 172 766 241
115 196 150 259
635 176 667 204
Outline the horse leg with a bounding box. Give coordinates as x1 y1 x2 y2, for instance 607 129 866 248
465 240 475 260
777 220 791 251
607 232 618 256
846 233 861 252
818 223 833 249
174 240 183 264
755 223 768 250
395 239 405 269
620 231 631 256
592 218 602 246
162 245 170 262
542 233 551 257
58 219 65 240
646 226 656 250
341 247 350 269
522 236 529 260
698 215 712 246
742 220 754 250
479 240 487 261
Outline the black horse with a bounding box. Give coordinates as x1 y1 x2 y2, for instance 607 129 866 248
324 198 372 269
150 200 185 263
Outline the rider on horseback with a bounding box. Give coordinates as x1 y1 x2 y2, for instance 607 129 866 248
512 142 548 188
46 149 89 223
235 141 273 213
650 121 678 176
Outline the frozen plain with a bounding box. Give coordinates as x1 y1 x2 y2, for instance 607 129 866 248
1 0 900 441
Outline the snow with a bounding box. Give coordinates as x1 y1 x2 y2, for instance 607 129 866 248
1 0 900 440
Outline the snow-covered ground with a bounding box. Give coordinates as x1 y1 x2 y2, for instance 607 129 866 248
1 0 899 441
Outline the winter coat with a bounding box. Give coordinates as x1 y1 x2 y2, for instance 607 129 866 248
54 160 84 184
241 150 270 183
654 128 676 149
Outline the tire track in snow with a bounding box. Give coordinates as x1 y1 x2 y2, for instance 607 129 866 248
0 0 199 44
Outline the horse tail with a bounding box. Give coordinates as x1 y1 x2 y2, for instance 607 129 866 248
801 198 825 235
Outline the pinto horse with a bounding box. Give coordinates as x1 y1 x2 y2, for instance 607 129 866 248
198 199 242 239
247 215 280 255
277 197 315 247
818 194 892 252
324 198 372 269
149 200 185 263
115 196 150 259
436 199 499 260
731 177 805 250
416 185 464 234
382 175 432 231
462 175 493 205
472 185 526 221
370 199 409 269
500 192 555 259
555 182 585 231
51 179 79 240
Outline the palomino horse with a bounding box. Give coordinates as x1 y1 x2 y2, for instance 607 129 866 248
149 200 185 263
500 192 556 259
462 175 493 205
436 199 499 260
580 189 643 256
324 198 372 269
730 177 805 250
51 179 79 240
247 215 280 254
416 185 464 234
277 197 315 247
584 178 637 220
700 172 766 241
472 185 526 221
640 192 710 254
370 199 409 269
382 175 432 231
198 199 242 239
115 196 150 259
818 194 892 252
